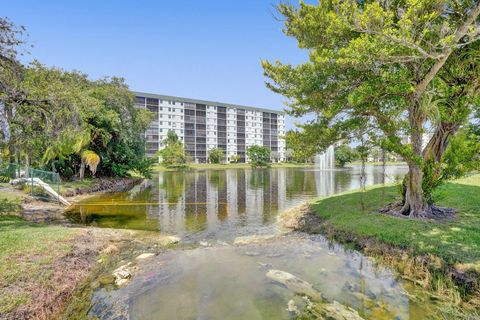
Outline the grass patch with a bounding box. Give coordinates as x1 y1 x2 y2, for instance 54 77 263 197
0 216 78 315
0 188 22 215
311 174 480 269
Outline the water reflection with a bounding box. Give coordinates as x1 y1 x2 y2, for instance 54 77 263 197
66 165 407 240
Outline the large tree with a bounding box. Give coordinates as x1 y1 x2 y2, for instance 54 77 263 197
263 0 480 217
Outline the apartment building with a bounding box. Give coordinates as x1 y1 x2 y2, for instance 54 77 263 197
133 92 286 163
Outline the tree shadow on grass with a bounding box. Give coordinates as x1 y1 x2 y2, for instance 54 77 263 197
312 182 480 265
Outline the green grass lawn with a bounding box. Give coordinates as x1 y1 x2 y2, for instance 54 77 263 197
153 162 314 171
311 174 480 270
0 215 78 314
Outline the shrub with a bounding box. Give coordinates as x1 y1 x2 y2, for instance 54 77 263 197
246 145 271 167
0 176 10 183
208 148 225 164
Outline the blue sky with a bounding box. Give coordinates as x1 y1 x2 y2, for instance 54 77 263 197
4 0 315 129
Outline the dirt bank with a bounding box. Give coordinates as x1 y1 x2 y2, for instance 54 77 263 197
62 177 142 198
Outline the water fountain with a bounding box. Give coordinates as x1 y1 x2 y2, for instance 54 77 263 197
315 145 335 170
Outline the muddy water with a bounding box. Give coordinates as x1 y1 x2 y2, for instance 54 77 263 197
66 165 441 319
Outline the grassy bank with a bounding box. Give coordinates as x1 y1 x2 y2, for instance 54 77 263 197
153 162 314 171
309 174 480 313
311 174 480 268
0 215 81 317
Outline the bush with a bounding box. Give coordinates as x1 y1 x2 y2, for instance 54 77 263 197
230 155 241 163
0 176 10 183
158 130 190 168
208 148 225 164
335 145 356 167
246 145 271 167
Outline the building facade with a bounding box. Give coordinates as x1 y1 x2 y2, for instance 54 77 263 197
133 92 286 163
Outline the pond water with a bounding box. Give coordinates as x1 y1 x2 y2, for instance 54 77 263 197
66 165 405 242
66 165 443 319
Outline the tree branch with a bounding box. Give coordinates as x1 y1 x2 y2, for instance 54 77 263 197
415 2 480 98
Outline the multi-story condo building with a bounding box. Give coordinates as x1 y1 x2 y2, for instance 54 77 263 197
133 92 286 163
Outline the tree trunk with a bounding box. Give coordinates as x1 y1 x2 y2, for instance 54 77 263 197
423 121 458 162
8 140 15 163
24 153 30 178
5 106 15 163
400 101 428 217
401 160 427 216
79 158 85 180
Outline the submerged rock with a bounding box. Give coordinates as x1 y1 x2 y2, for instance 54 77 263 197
322 300 364 320
233 234 276 245
243 251 261 256
258 262 273 270
158 235 181 246
266 269 321 299
287 299 298 314
136 253 155 260
112 264 132 287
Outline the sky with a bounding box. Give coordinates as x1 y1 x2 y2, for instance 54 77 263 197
4 0 315 130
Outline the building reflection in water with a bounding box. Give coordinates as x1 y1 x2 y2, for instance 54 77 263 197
150 165 407 237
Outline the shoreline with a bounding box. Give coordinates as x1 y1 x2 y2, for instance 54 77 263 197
279 180 480 317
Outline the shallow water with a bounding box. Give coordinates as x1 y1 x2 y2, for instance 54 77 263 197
66 165 442 319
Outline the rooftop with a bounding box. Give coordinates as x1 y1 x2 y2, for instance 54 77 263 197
132 91 285 115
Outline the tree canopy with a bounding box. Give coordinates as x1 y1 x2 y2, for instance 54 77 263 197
263 0 480 217
208 148 225 164
158 130 189 168
0 18 154 179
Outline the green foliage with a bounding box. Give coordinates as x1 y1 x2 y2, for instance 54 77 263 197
208 148 225 164
158 130 189 169
285 130 316 163
355 145 369 162
229 155 241 163
263 1 480 210
246 145 271 167
423 128 480 203
0 20 154 179
334 145 356 168
0 176 10 183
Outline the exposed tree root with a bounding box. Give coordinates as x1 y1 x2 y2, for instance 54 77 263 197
379 201 456 220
